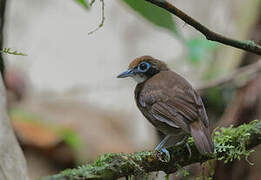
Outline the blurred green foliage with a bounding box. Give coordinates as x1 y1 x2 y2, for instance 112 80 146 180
75 1 221 71
76 0 89 9
118 1 219 64
204 87 228 116
9 107 44 123
59 128 83 149
122 0 178 35
186 38 218 63
75 0 220 65
9 108 83 150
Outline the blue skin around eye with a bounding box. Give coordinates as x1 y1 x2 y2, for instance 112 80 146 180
138 62 150 72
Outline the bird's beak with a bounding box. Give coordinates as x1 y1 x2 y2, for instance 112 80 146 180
117 69 134 78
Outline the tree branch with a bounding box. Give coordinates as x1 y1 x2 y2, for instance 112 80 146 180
41 120 261 180
197 59 261 91
144 0 261 56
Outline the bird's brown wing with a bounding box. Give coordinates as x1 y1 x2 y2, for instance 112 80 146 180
137 71 213 153
190 88 209 127
139 81 208 132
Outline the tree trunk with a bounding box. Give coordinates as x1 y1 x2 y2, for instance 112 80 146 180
0 0 29 179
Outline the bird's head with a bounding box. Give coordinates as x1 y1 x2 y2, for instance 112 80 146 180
117 56 169 83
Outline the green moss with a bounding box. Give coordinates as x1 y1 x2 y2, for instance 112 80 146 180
214 120 259 163
164 174 170 180
245 40 257 46
175 164 190 178
41 154 123 179
135 151 153 159
94 153 117 166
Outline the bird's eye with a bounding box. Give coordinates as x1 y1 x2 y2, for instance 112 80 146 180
138 62 150 72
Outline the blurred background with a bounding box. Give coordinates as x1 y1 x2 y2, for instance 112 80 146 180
2 0 261 179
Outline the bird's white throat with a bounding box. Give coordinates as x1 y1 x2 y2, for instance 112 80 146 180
131 74 148 83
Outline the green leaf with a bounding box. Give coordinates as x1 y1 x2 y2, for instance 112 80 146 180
59 129 83 149
187 38 218 63
122 0 178 35
76 0 89 9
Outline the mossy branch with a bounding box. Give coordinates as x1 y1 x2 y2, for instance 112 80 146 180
41 120 261 180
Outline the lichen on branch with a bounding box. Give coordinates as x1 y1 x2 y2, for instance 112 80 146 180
41 120 261 180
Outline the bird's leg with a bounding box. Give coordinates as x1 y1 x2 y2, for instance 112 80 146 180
175 136 191 159
155 135 171 162
155 135 171 150
185 143 192 159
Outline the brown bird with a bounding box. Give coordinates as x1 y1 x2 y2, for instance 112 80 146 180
117 56 214 155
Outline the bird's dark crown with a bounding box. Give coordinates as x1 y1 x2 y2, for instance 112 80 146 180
129 56 169 71
128 56 169 79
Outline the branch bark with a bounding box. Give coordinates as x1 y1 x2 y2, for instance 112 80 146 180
144 0 261 56
42 120 261 180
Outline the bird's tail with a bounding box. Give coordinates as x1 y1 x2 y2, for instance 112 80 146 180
190 121 214 154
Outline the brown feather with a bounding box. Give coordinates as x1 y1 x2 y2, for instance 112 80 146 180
190 121 214 154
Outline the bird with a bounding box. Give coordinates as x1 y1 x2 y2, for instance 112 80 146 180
117 56 214 155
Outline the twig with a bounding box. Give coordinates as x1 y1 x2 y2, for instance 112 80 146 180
88 0 105 35
90 0 95 6
41 120 261 180
145 0 261 56
0 48 27 56
197 59 261 90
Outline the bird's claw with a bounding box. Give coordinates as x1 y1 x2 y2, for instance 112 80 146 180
185 143 192 159
156 148 171 162
175 138 192 159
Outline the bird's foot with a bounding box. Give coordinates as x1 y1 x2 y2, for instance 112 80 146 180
155 135 171 151
175 137 191 159
185 143 192 159
156 148 171 162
